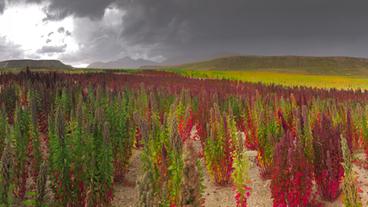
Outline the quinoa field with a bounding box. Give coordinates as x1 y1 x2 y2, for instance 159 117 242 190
0 69 367 206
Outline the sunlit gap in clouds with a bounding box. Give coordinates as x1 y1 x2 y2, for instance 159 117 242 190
0 2 130 67
0 2 78 60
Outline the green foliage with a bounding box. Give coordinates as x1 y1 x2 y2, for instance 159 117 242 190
0 106 7 157
105 92 133 182
256 106 281 179
298 106 314 161
0 142 13 207
232 151 251 206
204 104 234 185
138 114 164 207
35 161 48 207
49 105 72 206
137 101 204 207
341 135 362 207
29 90 42 181
48 89 117 206
12 105 31 200
2 85 17 124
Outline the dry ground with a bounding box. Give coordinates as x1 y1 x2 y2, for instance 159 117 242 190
113 150 368 207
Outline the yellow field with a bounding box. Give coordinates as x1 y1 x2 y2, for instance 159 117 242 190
177 70 368 90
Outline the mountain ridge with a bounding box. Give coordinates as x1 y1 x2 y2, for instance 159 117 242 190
88 57 158 69
0 59 72 69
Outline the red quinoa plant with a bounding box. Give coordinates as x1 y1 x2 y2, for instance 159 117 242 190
243 104 258 150
312 113 344 201
271 122 314 206
362 106 368 160
178 108 194 143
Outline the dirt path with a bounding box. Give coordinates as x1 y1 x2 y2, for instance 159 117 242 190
203 164 273 207
112 149 141 207
203 151 272 207
202 162 234 207
247 164 273 206
353 153 368 206
113 150 368 207
113 149 273 207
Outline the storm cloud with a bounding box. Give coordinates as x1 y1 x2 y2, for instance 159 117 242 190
114 0 368 63
56 0 368 63
0 0 4 14
37 44 67 54
57 27 65 33
43 0 115 20
1 0 368 65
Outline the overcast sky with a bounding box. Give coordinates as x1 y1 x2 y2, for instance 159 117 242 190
1 0 368 67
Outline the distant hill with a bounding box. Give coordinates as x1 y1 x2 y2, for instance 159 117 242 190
0 59 72 69
174 56 368 76
88 57 158 69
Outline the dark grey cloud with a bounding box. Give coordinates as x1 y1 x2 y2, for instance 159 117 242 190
0 0 5 14
57 27 72 36
46 39 51 44
47 32 54 37
57 27 65 33
43 0 115 20
118 0 368 42
37 44 67 54
113 0 368 63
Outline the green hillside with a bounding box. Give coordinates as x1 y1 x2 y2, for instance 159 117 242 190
174 56 368 76
0 59 72 70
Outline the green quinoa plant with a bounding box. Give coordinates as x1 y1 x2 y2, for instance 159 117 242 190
341 135 362 207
